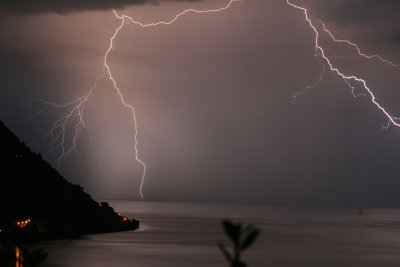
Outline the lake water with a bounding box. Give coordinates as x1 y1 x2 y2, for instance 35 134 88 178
38 201 400 267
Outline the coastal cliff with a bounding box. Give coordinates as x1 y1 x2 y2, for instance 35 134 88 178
0 120 138 241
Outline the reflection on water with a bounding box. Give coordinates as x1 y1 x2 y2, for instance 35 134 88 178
0 245 24 267
16 246 22 267
34 201 400 267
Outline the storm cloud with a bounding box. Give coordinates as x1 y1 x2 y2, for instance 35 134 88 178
0 0 201 15
297 0 400 47
1 0 400 205
308 0 400 27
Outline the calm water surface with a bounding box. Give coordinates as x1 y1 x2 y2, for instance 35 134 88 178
39 201 400 266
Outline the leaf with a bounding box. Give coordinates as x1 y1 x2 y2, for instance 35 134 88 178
241 229 260 251
218 242 232 262
222 220 240 243
243 225 254 233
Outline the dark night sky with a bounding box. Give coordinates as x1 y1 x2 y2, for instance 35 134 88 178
1 0 400 205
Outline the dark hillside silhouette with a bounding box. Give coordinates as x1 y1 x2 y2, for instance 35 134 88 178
0 120 138 241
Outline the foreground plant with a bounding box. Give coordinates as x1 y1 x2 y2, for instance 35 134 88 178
218 220 260 267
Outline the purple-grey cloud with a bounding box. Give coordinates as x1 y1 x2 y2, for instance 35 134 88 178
0 0 202 15
309 0 400 27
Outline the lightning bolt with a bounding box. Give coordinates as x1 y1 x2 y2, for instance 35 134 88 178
39 0 242 199
286 0 400 128
292 54 326 104
320 21 400 68
38 0 399 199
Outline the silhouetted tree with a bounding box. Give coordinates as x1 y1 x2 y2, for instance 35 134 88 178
218 220 260 267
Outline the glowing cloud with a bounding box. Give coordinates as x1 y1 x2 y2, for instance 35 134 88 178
286 0 400 128
40 0 399 200
40 0 242 199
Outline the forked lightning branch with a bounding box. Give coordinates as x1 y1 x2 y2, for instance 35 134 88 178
39 0 400 200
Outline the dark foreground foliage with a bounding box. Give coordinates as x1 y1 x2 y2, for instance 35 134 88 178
219 220 260 267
